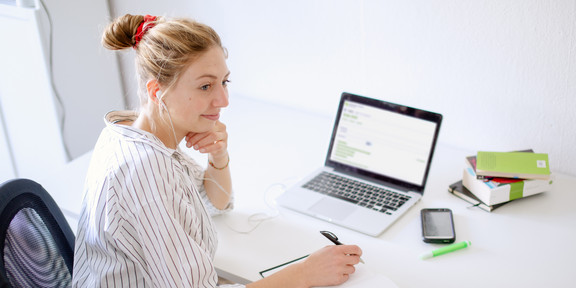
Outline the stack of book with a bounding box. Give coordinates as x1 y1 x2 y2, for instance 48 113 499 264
448 150 553 212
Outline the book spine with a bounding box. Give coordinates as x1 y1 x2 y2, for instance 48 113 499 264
463 167 553 205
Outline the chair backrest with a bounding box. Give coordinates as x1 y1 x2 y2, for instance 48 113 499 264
0 178 75 288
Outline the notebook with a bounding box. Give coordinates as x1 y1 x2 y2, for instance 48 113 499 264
276 92 443 236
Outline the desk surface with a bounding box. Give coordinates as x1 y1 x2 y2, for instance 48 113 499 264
41 96 576 288
214 97 576 288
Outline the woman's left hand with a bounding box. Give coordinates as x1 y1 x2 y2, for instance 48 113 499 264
186 121 231 208
185 121 228 159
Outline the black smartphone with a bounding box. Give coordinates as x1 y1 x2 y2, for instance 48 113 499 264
421 208 455 243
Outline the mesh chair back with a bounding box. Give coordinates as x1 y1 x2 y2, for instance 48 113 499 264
0 179 75 288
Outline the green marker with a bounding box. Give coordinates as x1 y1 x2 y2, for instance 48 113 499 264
420 241 471 260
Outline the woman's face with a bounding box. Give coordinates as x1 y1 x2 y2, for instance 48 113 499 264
163 46 230 136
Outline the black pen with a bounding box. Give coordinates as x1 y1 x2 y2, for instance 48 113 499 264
320 231 365 264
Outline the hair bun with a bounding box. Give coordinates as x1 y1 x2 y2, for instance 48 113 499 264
102 14 145 50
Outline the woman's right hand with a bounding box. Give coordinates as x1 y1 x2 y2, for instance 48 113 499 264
298 245 363 287
246 244 363 288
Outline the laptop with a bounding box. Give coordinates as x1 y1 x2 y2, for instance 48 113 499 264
276 92 443 236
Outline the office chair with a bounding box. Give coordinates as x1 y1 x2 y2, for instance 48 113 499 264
0 178 75 288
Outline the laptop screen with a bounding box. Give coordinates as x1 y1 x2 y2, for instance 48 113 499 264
325 93 442 192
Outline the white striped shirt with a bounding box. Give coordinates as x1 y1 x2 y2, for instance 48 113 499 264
72 111 244 287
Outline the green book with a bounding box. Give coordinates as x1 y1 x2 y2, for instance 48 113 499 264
476 151 551 180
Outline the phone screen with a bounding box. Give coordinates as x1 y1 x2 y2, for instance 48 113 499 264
421 208 455 243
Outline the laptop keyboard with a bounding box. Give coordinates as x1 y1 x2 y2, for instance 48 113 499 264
302 172 411 215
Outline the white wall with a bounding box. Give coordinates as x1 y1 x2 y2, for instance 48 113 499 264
110 0 576 176
0 5 67 181
0 0 124 181
42 0 125 159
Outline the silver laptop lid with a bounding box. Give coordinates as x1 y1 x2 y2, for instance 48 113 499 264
324 92 443 194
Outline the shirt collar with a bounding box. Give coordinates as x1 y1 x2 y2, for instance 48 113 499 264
104 110 177 157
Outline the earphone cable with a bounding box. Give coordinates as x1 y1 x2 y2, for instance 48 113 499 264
38 0 72 161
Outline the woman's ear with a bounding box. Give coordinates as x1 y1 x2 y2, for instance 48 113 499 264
146 79 162 104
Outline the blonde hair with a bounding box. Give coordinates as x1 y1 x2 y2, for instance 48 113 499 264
102 14 224 105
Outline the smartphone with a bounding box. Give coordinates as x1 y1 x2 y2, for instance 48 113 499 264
421 208 455 243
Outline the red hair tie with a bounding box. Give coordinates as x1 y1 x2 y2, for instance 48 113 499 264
133 15 157 49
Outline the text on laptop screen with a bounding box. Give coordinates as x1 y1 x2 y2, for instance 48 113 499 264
329 100 437 186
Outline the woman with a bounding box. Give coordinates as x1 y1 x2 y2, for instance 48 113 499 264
72 14 362 287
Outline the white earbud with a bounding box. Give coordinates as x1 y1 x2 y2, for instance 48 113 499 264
156 89 178 147
157 90 167 110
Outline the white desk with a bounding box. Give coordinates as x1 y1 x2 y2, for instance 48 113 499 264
214 97 576 287
40 96 576 288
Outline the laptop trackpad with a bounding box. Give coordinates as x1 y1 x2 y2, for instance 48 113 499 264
309 197 355 222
